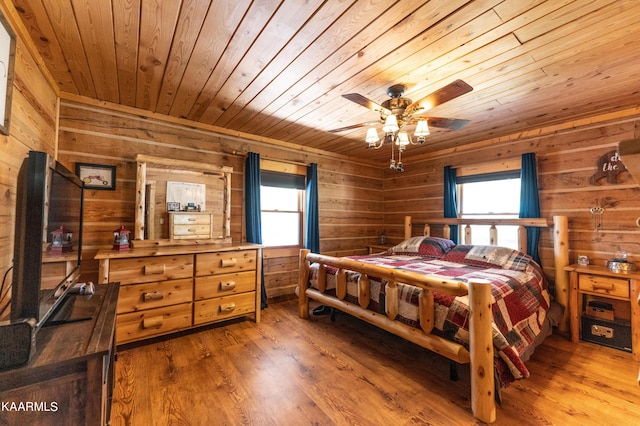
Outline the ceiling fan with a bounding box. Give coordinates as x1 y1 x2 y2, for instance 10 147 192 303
328 79 473 135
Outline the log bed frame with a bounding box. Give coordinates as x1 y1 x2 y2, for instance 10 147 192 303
298 215 569 424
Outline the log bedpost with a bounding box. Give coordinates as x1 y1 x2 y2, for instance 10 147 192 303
468 278 496 424
404 216 412 240
386 281 398 320
553 216 570 332
299 249 311 319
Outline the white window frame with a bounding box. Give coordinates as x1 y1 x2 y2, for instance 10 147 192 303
455 159 522 248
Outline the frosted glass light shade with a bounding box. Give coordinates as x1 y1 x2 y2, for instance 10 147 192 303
365 127 379 143
414 119 430 137
382 115 399 133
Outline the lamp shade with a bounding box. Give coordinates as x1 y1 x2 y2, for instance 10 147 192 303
396 131 410 146
382 115 399 133
365 127 379 143
414 119 430 137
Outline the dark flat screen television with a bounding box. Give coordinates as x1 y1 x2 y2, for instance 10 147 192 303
11 151 84 328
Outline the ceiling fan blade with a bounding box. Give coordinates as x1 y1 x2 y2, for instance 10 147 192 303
417 117 470 130
342 93 391 115
328 121 379 133
405 79 473 115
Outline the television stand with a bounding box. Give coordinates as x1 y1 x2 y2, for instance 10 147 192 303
0 282 119 425
43 290 100 326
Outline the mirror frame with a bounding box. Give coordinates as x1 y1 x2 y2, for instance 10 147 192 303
134 154 232 245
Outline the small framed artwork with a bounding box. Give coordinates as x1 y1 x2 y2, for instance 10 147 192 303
167 202 180 212
76 162 116 190
0 10 16 135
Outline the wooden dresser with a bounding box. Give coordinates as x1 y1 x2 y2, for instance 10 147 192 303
95 243 262 345
0 283 119 426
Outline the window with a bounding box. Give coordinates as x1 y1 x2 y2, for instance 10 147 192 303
457 171 521 249
260 169 305 247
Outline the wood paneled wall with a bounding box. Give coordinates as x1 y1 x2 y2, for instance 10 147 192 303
0 1 58 311
3 0 640 301
382 114 640 285
56 98 383 298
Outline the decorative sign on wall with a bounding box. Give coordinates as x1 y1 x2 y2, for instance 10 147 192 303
589 150 627 185
166 181 206 211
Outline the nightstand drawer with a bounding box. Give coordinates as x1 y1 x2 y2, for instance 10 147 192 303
578 274 629 299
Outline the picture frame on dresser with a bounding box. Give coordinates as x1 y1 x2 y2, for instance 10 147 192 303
0 9 16 136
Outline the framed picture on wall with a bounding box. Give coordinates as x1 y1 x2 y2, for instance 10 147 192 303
76 162 117 190
0 10 16 135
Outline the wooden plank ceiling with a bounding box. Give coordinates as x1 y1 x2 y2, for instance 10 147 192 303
11 0 640 166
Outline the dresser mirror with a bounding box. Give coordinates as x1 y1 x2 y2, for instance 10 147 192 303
134 154 232 244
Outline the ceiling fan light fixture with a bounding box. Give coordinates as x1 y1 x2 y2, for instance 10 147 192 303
382 115 399 133
333 80 473 172
414 119 430 144
365 127 382 148
396 131 410 148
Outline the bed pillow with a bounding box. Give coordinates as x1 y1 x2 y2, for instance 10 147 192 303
387 236 456 258
442 244 533 271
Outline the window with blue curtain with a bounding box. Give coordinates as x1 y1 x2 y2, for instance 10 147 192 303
445 154 541 264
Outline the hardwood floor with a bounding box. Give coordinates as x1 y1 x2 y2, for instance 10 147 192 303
111 300 640 425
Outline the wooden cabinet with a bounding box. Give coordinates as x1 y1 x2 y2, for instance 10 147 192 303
95 244 261 345
368 244 393 254
567 264 640 360
168 212 213 239
0 283 119 426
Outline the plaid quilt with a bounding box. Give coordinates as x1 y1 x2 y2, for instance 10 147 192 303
308 246 550 386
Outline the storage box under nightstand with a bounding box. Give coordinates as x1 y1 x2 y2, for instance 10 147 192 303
581 316 631 352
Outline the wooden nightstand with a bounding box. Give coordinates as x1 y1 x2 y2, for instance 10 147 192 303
566 264 640 360
368 244 393 254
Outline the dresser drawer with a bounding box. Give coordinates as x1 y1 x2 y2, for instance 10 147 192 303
578 274 629 299
194 271 256 300
170 213 212 225
169 212 212 239
117 278 193 314
195 250 257 276
171 224 211 239
193 292 255 325
109 254 193 285
116 302 193 344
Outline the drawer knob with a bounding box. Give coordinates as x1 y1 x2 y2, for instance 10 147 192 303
220 303 236 314
220 281 236 291
188 218 197 222
220 258 237 268
592 282 614 291
143 291 164 302
144 264 166 275
142 316 164 329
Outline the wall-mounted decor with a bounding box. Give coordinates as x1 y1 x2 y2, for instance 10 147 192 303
0 10 16 135
590 150 627 185
166 181 206 211
76 162 116 190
